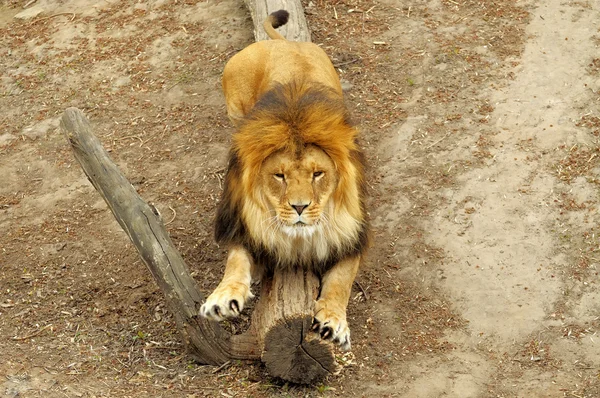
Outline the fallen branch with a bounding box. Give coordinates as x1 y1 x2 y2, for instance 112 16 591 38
60 108 258 365
13 324 53 341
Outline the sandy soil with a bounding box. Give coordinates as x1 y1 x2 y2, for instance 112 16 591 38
1 0 599 397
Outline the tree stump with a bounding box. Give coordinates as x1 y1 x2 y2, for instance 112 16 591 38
251 270 335 383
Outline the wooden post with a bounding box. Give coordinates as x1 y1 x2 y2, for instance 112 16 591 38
251 270 336 383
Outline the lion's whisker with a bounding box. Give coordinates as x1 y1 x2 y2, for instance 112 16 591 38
320 212 335 236
266 217 282 245
261 214 278 227
263 216 279 240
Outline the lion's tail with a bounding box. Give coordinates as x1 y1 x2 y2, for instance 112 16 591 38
262 10 289 40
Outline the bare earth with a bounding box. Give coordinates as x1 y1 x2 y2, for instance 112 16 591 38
1 0 599 397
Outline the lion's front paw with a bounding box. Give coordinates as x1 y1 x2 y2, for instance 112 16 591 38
312 299 351 351
200 283 253 321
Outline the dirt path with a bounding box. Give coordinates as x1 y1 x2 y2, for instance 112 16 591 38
1 0 598 397
389 1 600 396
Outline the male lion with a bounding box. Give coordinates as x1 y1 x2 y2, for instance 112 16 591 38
200 10 368 351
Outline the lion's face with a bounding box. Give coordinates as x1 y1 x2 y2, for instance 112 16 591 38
259 145 337 238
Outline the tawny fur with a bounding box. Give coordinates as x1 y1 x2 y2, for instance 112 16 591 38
203 9 368 351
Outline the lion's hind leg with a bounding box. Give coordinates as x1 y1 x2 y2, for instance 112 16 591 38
200 246 255 321
312 255 360 351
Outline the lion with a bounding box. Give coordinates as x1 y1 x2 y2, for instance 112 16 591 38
200 10 368 351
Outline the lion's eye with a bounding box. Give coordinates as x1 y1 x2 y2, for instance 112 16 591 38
274 173 285 181
313 171 324 178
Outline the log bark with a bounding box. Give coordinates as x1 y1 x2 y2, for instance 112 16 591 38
243 0 311 42
60 108 259 365
251 269 336 383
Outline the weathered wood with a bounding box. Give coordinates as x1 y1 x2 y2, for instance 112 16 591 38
243 0 311 42
60 108 260 365
251 269 336 383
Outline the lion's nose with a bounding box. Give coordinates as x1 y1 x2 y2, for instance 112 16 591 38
291 203 309 215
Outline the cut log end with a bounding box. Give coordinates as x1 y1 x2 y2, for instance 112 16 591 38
262 316 337 384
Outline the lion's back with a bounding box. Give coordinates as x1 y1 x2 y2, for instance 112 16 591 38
222 40 342 124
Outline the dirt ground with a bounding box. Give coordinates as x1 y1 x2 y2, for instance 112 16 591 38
1 0 599 396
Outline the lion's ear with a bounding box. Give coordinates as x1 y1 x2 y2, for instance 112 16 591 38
215 153 246 245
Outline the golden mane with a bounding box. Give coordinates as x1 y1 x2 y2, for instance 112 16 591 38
215 81 368 274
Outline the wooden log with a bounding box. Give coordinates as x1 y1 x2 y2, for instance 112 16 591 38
251 269 336 383
243 0 311 42
60 108 259 365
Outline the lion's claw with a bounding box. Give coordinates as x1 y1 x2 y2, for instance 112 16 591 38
200 283 253 321
213 305 222 317
312 302 351 351
230 299 240 314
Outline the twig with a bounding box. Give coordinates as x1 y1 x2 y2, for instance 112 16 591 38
353 281 369 301
13 324 53 340
211 360 231 374
362 11 365 33
116 135 143 144
29 12 76 25
426 132 451 149
334 58 360 68
213 169 225 190
151 360 168 370
165 206 177 225
140 135 156 147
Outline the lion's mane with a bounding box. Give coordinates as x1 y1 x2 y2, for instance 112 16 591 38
215 81 368 275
